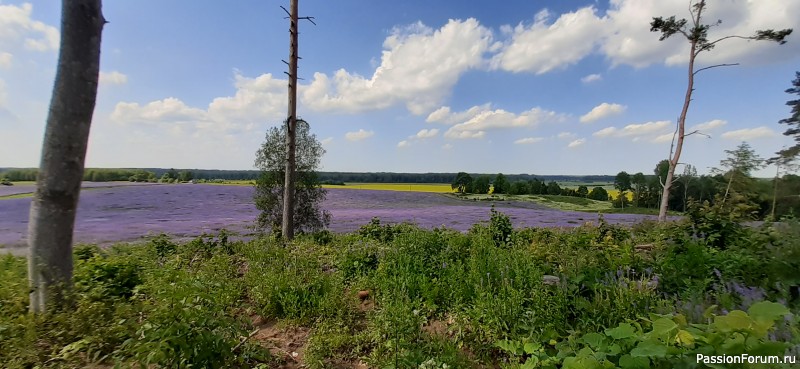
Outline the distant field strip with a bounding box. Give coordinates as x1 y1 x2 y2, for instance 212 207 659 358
322 183 455 193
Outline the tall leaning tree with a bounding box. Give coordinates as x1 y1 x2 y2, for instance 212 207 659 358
28 0 106 312
651 0 791 222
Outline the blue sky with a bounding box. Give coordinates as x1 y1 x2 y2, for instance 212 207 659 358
1 1 798 176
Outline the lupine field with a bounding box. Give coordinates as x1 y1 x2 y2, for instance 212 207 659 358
1 182 799 368
0 182 657 252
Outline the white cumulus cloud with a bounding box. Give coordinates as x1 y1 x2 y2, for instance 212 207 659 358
721 126 777 141
415 128 439 139
110 72 287 135
99 71 128 85
690 119 727 132
491 1 798 73
397 140 410 148
445 130 486 140
593 120 672 140
444 106 566 139
111 97 206 124
580 103 626 123
557 132 576 139
302 19 493 115
426 103 492 125
0 52 12 69
581 73 602 83
0 3 59 52
514 137 544 145
492 7 607 74
602 0 799 67
345 129 374 142
567 138 586 148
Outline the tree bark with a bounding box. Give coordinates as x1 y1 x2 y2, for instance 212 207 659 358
28 0 105 313
659 35 697 222
282 0 299 240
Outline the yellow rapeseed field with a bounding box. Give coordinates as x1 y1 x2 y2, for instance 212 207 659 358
605 189 634 201
322 183 455 193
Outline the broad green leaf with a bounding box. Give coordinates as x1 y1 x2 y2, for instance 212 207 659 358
748 301 790 322
522 356 539 369
524 342 541 354
713 311 751 332
749 341 790 356
720 334 746 354
582 332 606 349
495 339 522 355
650 318 677 337
630 341 667 358
605 323 636 340
619 354 650 369
563 356 602 369
750 319 775 338
675 329 695 346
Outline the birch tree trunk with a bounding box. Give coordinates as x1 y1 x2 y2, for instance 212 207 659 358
28 0 105 313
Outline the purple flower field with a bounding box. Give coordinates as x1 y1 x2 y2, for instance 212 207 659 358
0 183 663 252
0 181 157 197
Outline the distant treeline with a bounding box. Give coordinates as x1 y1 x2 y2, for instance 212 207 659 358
1 168 615 184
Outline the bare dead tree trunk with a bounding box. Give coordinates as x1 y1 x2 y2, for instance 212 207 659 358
722 171 735 204
282 0 299 240
28 0 105 313
659 28 698 222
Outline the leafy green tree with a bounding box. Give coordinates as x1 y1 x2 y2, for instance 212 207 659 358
588 187 609 201
775 72 800 160
493 173 509 194
576 185 589 198
473 175 491 194
254 119 330 235
678 164 697 212
178 170 194 182
614 171 632 209
632 172 646 207
451 172 473 194
650 0 791 221
510 181 529 195
546 181 561 195
715 142 764 204
768 153 800 219
529 178 544 195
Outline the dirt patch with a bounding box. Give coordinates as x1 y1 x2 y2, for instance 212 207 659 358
422 318 450 337
252 318 311 369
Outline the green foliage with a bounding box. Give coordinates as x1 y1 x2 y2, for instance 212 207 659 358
127 169 157 182
775 72 800 159
451 172 473 194
494 173 510 195
3 218 800 368
588 186 609 201
686 196 754 250
489 206 513 247
474 175 491 194
254 118 330 234
546 181 562 195
497 301 793 369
